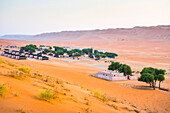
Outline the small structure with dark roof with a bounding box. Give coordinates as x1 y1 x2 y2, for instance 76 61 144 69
39 56 49 60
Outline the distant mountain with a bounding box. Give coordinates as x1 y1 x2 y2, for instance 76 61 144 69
0 35 33 40
1 25 170 42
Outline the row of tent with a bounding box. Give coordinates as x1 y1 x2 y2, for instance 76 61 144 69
1 49 49 60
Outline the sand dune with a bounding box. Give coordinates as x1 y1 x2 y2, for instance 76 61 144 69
0 56 170 113
0 25 170 113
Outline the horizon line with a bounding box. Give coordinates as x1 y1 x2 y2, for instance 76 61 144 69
1 24 170 36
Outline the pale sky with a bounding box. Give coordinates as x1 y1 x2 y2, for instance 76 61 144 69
0 0 170 35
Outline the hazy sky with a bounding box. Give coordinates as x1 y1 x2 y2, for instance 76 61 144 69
0 0 170 35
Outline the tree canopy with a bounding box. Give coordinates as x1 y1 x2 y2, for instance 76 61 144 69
118 64 132 76
95 53 100 60
56 50 64 55
108 62 132 76
138 67 166 90
21 44 118 60
158 74 165 89
105 52 118 58
20 44 37 53
74 53 81 57
44 49 51 53
82 48 93 54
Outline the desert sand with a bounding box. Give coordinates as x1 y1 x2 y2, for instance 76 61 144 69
0 38 170 113
0 27 170 113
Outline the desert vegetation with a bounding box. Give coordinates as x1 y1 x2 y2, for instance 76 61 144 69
138 67 166 90
93 90 108 102
18 66 30 74
38 89 57 102
0 59 4 64
20 44 38 53
108 61 132 76
8 71 27 80
0 84 6 96
19 44 118 60
0 57 150 113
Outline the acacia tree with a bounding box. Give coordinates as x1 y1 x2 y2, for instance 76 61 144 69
138 67 166 90
95 54 100 60
101 54 106 58
155 69 166 85
88 53 93 58
108 62 132 75
138 73 154 89
158 74 165 89
57 50 64 55
108 62 120 71
20 44 37 53
118 64 132 76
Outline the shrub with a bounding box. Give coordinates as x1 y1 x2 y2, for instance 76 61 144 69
56 79 63 85
0 59 4 64
7 62 16 67
0 84 6 96
81 85 83 89
8 71 26 80
18 66 30 74
93 90 101 97
108 104 118 110
16 105 25 113
38 89 56 101
93 90 108 102
101 94 107 102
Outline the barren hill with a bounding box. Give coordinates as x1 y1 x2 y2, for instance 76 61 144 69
1 25 170 42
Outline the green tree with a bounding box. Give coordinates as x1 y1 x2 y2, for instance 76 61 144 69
138 73 155 89
51 51 56 54
29 48 35 53
39 45 45 47
82 48 93 54
108 62 120 71
95 54 100 60
105 52 118 58
67 50 73 57
44 49 51 53
74 53 81 57
108 62 114 70
57 50 64 55
155 68 166 85
138 67 166 90
140 67 166 85
118 64 132 76
94 50 99 54
101 54 106 58
53 46 63 51
20 44 37 53
88 53 93 58
158 74 165 89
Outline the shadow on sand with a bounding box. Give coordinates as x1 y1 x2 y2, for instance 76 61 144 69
158 87 169 91
131 85 153 90
131 85 169 92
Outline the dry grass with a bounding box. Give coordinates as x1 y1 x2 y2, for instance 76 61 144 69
93 90 108 102
16 105 26 113
108 104 118 110
8 71 26 80
7 62 17 67
56 79 63 85
38 89 57 102
84 107 91 113
0 84 6 96
0 59 4 64
18 66 30 74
